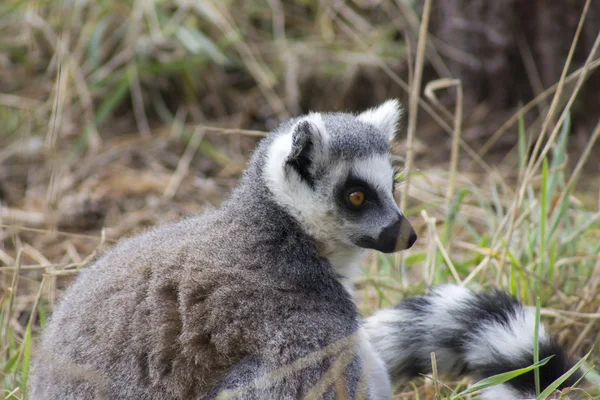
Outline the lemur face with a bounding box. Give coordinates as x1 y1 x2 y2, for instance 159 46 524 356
332 156 416 253
264 100 416 253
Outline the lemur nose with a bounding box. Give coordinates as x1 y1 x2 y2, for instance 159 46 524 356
354 214 417 253
394 215 417 251
407 228 417 249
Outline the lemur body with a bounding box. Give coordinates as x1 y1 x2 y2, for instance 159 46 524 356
31 101 415 399
30 101 577 399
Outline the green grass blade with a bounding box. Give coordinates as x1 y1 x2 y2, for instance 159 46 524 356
534 296 541 396
536 348 592 400
367 278 392 308
376 252 394 276
517 107 527 173
548 239 557 286
2 351 18 374
73 75 130 154
577 361 600 388
88 18 108 71
451 356 553 399
20 321 33 393
540 158 548 279
94 74 131 126
175 26 228 64
510 263 517 296
547 110 570 197
547 185 572 241
441 189 469 244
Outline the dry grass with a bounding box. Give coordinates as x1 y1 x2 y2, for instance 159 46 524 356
1 1 599 399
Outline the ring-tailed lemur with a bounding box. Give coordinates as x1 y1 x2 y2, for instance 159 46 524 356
30 100 577 399
30 100 415 399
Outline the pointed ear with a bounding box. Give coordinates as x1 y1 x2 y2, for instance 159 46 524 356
357 99 403 141
285 113 327 188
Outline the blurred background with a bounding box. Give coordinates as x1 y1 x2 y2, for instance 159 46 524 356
1 1 600 398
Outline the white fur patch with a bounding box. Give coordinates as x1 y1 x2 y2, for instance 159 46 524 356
357 99 403 141
427 285 476 337
263 116 364 281
263 122 397 282
363 308 405 369
431 285 550 373
358 328 393 400
263 117 328 238
407 286 476 374
324 248 365 295
481 384 533 400
351 155 395 193
306 112 327 138
465 305 548 368
263 114 400 297
430 285 476 312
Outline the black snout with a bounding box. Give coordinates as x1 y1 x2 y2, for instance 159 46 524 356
355 215 417 253
377 219 403 253
407 228 417 248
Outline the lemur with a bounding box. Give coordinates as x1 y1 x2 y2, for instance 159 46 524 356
30 100 577 399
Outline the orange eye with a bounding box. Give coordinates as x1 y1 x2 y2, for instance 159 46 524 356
348 191 365 206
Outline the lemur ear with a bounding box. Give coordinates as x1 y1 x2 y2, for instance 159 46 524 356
357 99 403 141
285 114 327 188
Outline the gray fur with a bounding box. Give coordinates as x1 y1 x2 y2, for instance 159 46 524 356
30 102 408 399
323 114 389 159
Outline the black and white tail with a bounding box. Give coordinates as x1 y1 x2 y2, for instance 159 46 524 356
365 285 579 399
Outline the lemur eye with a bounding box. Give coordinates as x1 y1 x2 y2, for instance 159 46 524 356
348 191 365 207
341 180 373 210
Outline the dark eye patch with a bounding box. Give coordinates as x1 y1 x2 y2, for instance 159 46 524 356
336 175 380 212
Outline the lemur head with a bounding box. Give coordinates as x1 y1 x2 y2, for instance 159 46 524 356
263 99 417 255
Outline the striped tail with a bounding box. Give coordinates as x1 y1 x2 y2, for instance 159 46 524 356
364 285 579 399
